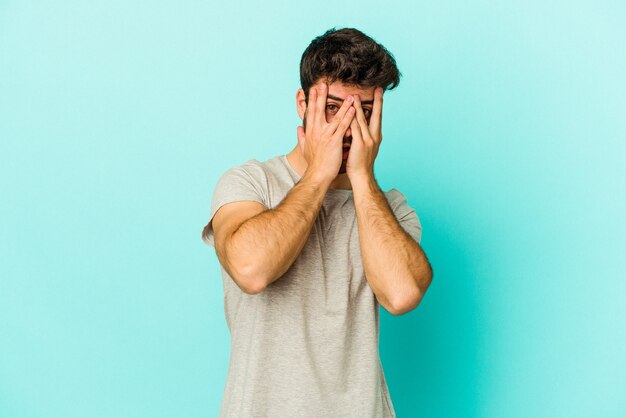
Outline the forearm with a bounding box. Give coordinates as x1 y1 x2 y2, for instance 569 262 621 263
351 174 433 313
227 171 330 289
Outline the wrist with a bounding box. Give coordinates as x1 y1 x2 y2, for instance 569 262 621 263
302 167 333 190
348 170 376 190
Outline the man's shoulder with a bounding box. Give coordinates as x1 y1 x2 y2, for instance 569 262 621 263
227 154 282 174
218 155 273 178
382 187 419 215
383 187 406 203
214 154 293 192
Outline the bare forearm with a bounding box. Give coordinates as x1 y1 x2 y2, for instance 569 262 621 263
351 174 433 313
227 171 330 289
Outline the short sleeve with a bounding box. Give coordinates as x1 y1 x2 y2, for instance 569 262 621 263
201 161 268 247
385 188 423 244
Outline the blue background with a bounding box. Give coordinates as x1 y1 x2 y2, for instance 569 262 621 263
1 1 624 417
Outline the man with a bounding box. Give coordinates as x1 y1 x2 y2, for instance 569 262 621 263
202 27 433 418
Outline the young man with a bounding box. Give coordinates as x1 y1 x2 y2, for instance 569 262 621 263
202 27 433 418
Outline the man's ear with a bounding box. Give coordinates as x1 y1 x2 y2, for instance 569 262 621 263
296 88 307 121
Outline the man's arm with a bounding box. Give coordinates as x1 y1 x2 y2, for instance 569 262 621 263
345 91 433 315
351 173 433 315
220 170 331 293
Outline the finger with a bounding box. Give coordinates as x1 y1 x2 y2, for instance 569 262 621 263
315 81 328 127
350 117 363 143
332 106 356 141
369 87 383 139
327 95 355 133
307 87 317 126
353 95 371 141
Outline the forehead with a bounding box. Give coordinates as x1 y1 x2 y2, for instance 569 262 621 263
314 79 375 103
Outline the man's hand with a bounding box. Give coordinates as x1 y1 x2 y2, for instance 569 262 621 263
297 82 356 183
346 87 383 180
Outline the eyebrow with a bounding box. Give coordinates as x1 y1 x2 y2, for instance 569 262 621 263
327 94 374 105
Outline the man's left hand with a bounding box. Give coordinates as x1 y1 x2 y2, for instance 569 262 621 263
345 87 384 180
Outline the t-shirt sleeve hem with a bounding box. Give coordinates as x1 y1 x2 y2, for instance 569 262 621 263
201 196 267 248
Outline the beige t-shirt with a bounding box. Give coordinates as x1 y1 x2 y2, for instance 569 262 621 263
202 154 423 418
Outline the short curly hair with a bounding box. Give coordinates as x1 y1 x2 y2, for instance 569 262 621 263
300 27 401 105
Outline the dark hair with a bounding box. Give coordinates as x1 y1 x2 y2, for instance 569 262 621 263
300 27 401 104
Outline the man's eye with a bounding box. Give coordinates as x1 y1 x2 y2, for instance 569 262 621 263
326 104 339 112
364 109 372 117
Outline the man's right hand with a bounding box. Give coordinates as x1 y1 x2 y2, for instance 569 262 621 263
296 82 356 183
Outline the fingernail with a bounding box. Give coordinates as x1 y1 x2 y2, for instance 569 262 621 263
347 95 353 102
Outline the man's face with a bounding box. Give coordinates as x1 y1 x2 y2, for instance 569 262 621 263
302 79 376 174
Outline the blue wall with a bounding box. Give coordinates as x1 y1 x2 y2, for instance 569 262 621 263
1 1 624 417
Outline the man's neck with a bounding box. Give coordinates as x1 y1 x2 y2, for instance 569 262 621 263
286 145 353 190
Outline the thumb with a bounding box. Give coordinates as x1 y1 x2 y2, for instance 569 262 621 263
297 125 306 154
